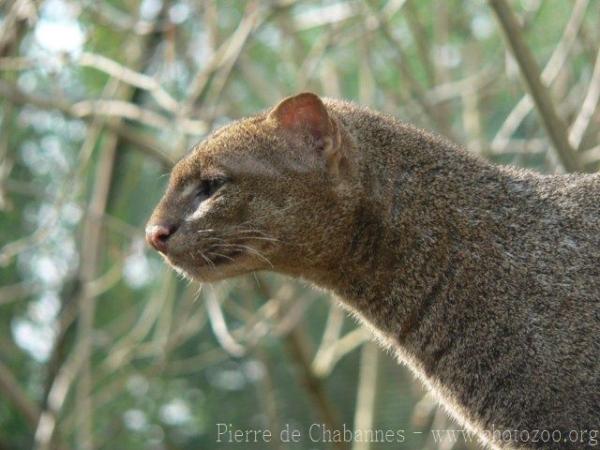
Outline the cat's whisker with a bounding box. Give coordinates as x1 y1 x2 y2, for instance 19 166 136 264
198 251 216 270
210 242 241 250
242 236 281 243
212 242 273 268
252 272 260 284
198 225 284 246
201 236 227 243
207 251 235 262
225 228 273 237
221 235 281 244
236 244 273 268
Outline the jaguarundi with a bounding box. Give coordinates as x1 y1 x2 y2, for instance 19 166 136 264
146 92 600 450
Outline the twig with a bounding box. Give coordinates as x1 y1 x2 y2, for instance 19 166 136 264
0 280 43 305
205 288 246 357
171 1 264 155
78 52 179 113
71 99 207 135
491 0 589 152
404 0 435 86
81 0 159 35
410 392 437 429
365 0 459 143
101 270 173 372
253 348 285 450
312 306 345 376
0 79 175 169
569 46 600 149
71 98 170 127
292 1 356 30
202 3 265 118
182 1 262 114
74 115 118 450
33 340 87 450
581 145 600 165
489 0 582 172
297 26 337 89
352 343 379 450
285 326 349 450
425 68 497 104
0 0 39 57
0 360 40 428
312 327 371 377
462 43 485 154
253 275 348 450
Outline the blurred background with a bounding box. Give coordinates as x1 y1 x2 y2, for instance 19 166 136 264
1 0 599 449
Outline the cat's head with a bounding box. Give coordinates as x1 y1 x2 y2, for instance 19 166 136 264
146 92 360 281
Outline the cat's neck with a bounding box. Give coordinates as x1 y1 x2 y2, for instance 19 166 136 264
295 189 459 341
281 114 529 361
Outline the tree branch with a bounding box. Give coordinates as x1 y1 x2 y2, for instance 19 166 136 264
489 0 582 172
253 276 348 450
0 360 40 428
352 343 379 450
0 79 175 169
569 46 600 149
491 0 589 152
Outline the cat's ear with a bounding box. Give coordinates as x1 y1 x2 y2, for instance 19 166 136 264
268 92 346 176
268 92 333 138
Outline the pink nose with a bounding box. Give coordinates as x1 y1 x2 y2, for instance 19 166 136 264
146 224 177 253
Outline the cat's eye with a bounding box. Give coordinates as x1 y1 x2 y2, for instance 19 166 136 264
197 178 227 201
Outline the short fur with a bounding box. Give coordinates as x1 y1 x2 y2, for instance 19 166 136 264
147 93 600 450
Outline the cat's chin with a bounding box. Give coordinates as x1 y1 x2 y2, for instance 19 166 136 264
167 261 228 282
168 263 228 283
166 256 253 283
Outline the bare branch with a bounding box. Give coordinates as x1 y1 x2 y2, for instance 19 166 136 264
312 327 371 377
0 360 40 428
70 99 206 135
82 1 159 35
251 275 348 449
569 47 600 149
352 343 379 450
0 281 43 305
489 0 582 172
425 68 497 104
404 0 435 86
71 99 170 128
0 0 39 57
0 79 175 169
0 55 34 70
73 119 119 450
492 0 589 152
365 0 460 143
312 306 345 376
78 52 180 113
581 145 600 165
182 1 262 113
292 2 356 30
206 288 246 357
33 342 87 450
171 1 264 155
102 270 173 371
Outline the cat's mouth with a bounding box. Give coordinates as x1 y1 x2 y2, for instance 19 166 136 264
171 246 255 282
164 246 245 276
199 248 245 267
158 235 272 282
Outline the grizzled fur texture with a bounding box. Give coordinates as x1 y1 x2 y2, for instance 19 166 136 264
147 93 600 450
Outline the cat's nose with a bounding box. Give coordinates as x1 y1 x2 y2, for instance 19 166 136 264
146 223 178 253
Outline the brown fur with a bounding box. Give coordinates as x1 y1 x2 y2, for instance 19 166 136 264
147 93 600 450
